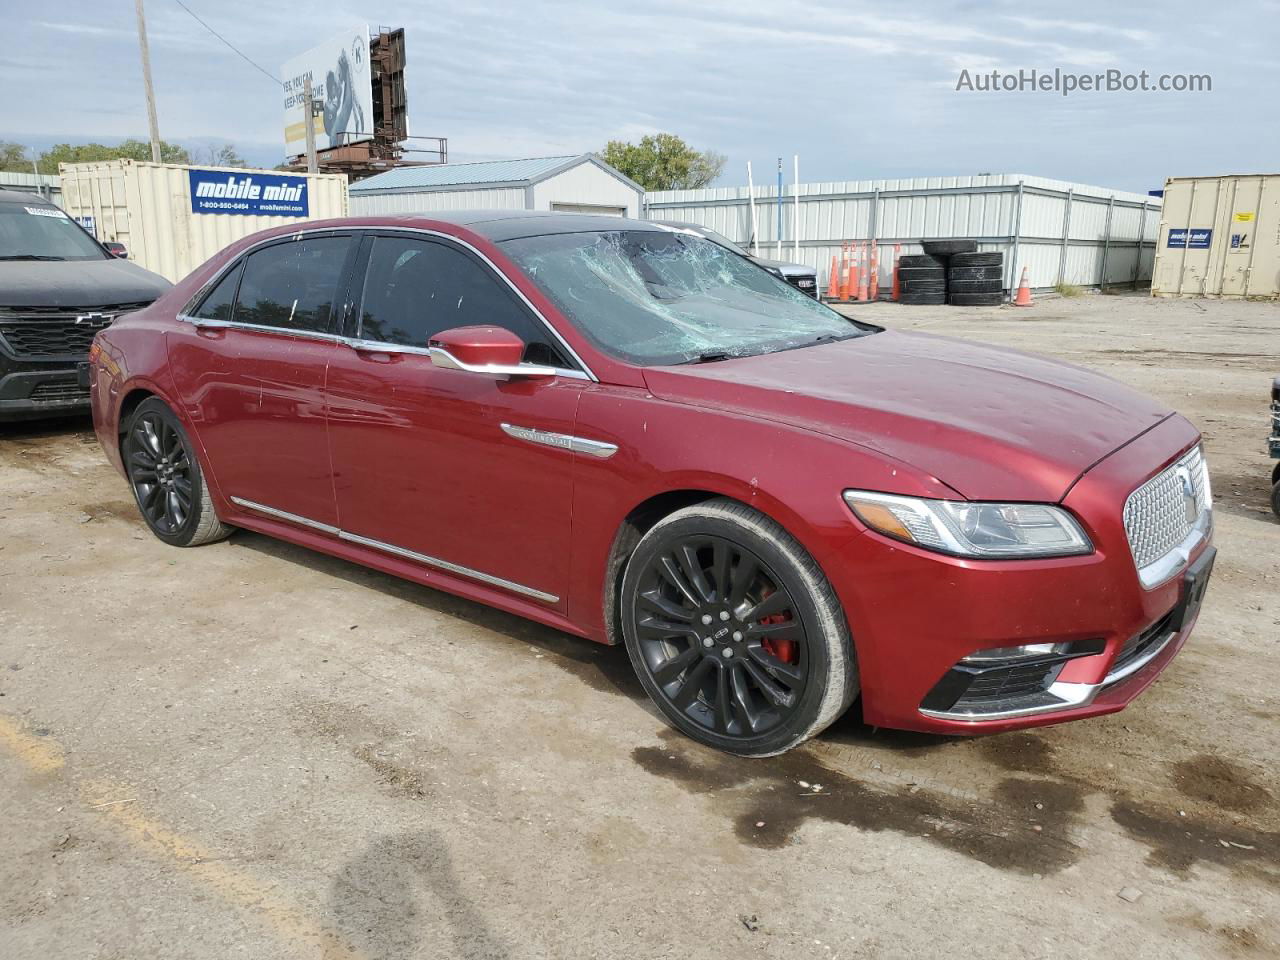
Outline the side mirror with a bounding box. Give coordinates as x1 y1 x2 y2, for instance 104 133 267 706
428 325 556 378
104 242 128 259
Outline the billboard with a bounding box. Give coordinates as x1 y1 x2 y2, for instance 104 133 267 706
282 25 372 156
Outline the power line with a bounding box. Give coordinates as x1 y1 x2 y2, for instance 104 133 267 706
169 0 282 87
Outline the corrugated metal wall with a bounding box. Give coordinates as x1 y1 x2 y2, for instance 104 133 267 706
349 185 528 216
646 174 1161 293
0 171 62 205
58 160 348 282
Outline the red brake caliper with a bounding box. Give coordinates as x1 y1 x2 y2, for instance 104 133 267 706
756 588 798 664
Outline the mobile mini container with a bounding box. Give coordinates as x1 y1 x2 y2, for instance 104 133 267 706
57 160 348 282
1152 174 1280 299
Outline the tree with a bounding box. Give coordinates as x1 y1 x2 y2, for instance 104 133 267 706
37 139 190 171
192 143 246 168
599 133 727 191
0 141 35 173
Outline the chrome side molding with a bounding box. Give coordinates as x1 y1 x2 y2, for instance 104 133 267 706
228 496 559 603
500 423 618 459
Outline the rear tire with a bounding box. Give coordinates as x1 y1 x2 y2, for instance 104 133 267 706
949 292 1005 306
1271 479 1280 521
922 239 978 257
123 397 232 547
620 498 858 757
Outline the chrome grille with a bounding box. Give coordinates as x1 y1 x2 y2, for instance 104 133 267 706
1123 446 1211 584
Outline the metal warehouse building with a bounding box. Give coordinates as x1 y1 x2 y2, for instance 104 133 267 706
348 154 644 218
645 174 1162 293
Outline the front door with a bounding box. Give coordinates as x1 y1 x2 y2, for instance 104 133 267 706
325 232 587 609
167 232 356 527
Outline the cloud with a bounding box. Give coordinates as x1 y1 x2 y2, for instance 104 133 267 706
4 0 1274 192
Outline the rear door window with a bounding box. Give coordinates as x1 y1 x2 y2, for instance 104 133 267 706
233 236 352 333
191 263 242 321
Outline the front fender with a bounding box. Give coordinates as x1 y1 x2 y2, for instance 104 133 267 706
566 384 954 643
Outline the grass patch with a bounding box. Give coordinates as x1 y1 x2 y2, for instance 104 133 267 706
1054 282 1083 298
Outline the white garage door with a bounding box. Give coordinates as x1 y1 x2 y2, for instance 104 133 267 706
549 202 626 216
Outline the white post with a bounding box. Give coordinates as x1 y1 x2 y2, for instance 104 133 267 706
746 162 759 256
303 76 319 174
792 155 800 259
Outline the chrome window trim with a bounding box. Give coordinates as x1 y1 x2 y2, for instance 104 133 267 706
501 422 618 458
182 224 598 382
230 496 559 604
178 314 342 344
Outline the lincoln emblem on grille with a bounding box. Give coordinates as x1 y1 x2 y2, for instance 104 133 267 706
74 312 110 325
1176 465 1197 524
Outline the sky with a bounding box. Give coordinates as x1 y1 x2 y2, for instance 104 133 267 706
4 0 1278 193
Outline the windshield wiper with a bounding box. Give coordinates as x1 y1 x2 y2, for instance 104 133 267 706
0 254 67 261
689 351 734 363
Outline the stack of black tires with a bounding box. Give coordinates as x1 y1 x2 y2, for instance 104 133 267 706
899 240 1004 306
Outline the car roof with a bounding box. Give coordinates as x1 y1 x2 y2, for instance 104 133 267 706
0 188 53 205
371 209 672 243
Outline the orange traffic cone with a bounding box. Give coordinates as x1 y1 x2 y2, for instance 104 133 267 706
856 242 869 302
839 243 854 301
826 256 840 300
868 244 880 301
1012 266 1033 306
891 243 901 302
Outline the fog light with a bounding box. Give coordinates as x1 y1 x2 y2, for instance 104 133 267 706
960 643 1066 664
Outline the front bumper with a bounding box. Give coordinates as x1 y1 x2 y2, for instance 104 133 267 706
0 365 90 420
829 415 1212 735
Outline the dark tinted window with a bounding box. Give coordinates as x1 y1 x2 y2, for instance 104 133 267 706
358 235 567 365
191 263 241 321
233 237 351 332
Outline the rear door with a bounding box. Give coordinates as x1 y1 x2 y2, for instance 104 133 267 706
167 232 357 528
325 231 587 609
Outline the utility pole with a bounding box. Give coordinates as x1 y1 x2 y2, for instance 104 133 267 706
133 0 162 163
303 76 318 173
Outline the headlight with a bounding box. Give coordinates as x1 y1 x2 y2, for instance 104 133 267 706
842 490 1093 558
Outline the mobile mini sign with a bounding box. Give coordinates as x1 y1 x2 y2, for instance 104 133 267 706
188 170 310 217
1166 228 1212 249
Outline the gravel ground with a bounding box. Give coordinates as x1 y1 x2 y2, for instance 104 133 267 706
1 291 1277 959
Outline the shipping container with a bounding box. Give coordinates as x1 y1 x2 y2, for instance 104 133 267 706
645 174 1161 295
1151 174 1280 299
57 160 348 282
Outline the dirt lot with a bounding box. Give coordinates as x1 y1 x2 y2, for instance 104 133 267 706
1 292 1277 960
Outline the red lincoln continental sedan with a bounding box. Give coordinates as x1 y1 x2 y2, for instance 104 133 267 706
88 212 1215 756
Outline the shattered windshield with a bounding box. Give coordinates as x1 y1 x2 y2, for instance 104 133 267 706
502 230 876 365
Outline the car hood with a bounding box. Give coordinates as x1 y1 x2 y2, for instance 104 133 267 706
751 255 815 277
641 329 1175 502
0 257 171 308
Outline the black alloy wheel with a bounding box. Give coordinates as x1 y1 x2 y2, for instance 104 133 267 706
622 499 857 756
123 397 232 547
126 410 194 536
632 534 808 739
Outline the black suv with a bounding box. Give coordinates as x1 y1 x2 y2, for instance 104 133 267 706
0 189 170 420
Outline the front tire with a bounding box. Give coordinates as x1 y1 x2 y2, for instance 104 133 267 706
1271 479 1280 521
620 498 858 757
123 397 232 547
